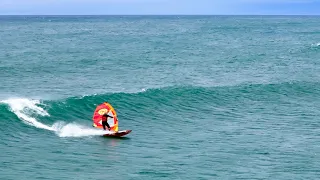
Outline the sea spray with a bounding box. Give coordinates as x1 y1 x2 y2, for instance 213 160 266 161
1 98 53 130
52 122 112 137
1 98 110 137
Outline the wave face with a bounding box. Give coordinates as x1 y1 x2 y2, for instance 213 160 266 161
2 82 320 137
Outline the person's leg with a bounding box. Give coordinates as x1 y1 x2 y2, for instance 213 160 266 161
106 122 110 130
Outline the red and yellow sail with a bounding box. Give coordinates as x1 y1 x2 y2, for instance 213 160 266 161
92 102 118 132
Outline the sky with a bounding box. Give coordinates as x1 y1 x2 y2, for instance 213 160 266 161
0 0 319 15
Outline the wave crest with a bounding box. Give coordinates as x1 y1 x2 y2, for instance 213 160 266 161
1 98 53 130
1 98 110 137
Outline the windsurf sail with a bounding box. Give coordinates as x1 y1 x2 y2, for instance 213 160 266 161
92 102 118 132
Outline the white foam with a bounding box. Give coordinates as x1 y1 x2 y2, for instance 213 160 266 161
1 98 53 131
1 98 110 138
312 42 320 47
52 122 113 137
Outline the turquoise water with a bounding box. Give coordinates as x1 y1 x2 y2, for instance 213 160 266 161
1 16 320 179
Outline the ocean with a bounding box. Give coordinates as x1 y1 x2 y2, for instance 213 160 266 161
0 15 320 179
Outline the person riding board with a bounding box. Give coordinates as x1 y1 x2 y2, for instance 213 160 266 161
102 113 113 131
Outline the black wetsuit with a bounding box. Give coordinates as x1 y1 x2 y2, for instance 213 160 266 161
102 114 113 130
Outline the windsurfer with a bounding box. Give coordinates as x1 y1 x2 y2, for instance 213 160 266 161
102 113 113 131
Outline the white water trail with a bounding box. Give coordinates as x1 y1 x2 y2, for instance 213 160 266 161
1 98 110 137
52 122 113 137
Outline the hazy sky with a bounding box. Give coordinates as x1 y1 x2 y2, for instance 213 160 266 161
0 0 319 15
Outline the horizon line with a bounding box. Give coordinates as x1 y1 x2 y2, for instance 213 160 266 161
1 14 320 16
